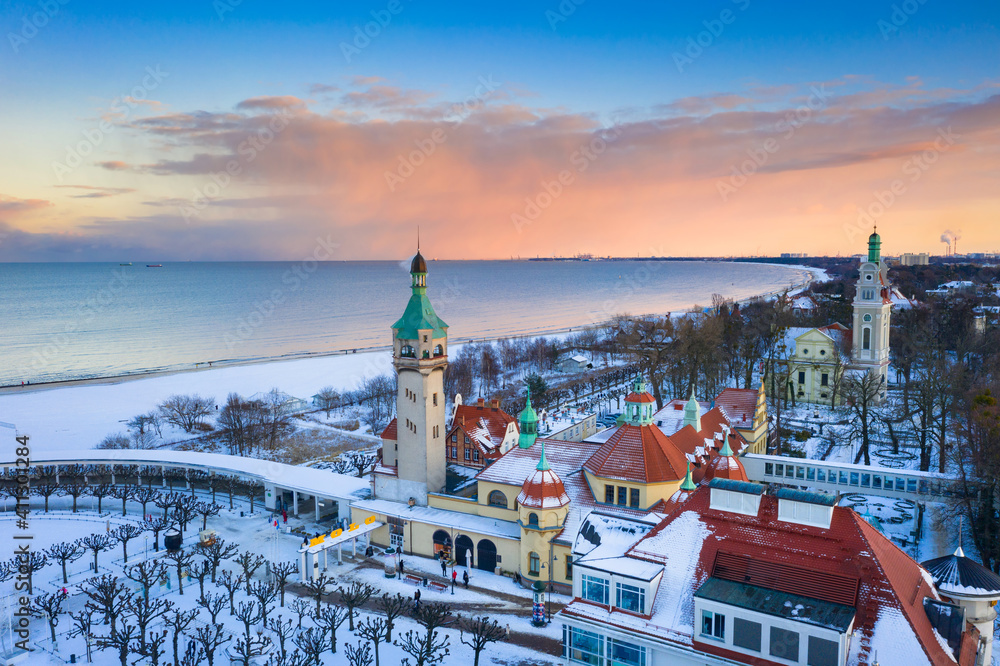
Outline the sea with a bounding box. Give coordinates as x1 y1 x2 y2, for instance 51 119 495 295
0 260 811 387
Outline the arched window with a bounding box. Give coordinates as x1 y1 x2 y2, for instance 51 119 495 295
527 512 539 527
488 490 508 508
433 344 444 357
862 327 871 350
529 551 540 576
400 345 415 358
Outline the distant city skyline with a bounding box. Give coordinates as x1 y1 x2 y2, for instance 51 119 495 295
1 0 998 261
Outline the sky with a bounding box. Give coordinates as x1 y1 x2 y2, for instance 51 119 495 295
0 0 998 261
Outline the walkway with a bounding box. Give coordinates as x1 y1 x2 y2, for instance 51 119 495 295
0 448 371 522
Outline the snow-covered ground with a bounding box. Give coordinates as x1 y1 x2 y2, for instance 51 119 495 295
4 492 563 665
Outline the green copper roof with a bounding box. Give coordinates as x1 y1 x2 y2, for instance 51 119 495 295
518 394 538 449
392 259 448 340
680 462 696 491
718 437 734 457
684 388 701 430
536 440 550 471
868 228 881 263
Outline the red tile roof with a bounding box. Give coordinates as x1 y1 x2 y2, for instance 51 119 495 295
704 451 748 482
714 387 758 428
624 391 656 404
381 418 398 441
450 403 516 453
584 423 688 484
517 467 570 509
619 487 971 666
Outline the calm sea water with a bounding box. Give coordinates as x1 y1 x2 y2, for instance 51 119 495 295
0 260 809 386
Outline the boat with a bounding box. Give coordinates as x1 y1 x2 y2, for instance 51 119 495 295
146 264 163 268
120 262 132 266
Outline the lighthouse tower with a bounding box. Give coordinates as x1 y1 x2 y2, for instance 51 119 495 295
374 249 449 506
850 228 892 398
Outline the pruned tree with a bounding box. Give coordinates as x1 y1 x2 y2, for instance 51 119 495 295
163 607 199 666
126 594 174 653
134 486 160 517
232 632 272 666
90 482 114 513
158 394 214 433
293 627 328 666
202 537 239 582
226 475 241 510
171 495 200 537
199 592 227 624
196 501 221 530
302 572 334 614
179 640 205 666
164 547 195 596
124 559 167 601
346 450 378 478
110 484 134 516
842 369 886 465
46 541 84 584
267 615 296 662
217 569 245 614
137 628 170 666
60 482 89 513
31 591 66 643
290 597 311 628
82 574 129 638
232 600 266 665
251 580 279 624
112 522 146 563
235 550 267 594
79 533 111 574
270 560 297 606
378 592 408 642
345 640 374 666
191 623 231 666
313 602 348 654
338 581 377 631
95 619 140 666
459 615 506 666
68 607 96 663
357 616 388 666
189 558 212 601
242 479 263 514
155 491 180 521
395 628 450 666
147 516 171 551
34 478 60 512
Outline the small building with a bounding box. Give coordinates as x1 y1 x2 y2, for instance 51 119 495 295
899 252 930 266
445 396 518 469
558 354 593 373
537 407 598 442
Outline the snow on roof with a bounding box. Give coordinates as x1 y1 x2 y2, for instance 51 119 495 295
476 438 601 488
8 449 371 502
569 354 589 363
573 511 665 581
714 387 758 429
652 399 709 436
538 407 595 437
450 402 517 453
584 423 688 484
352 498 521 541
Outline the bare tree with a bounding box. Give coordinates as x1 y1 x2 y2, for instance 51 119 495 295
31 591 66 643
196 501 221 530
219 393 269 456
179 640 204 666
199 592 227 624
137 628 170 666
360 374 396 434
313 603 349 654
189 558 212 601
345 640 374 666
67 608 96 663
46 541 84 584
12 550 47 593
202 537 239 582
124 559 167 602
82 574 129 638
163 607 199 666
459 615 506 666
110 485 133 516
235 550 267 594
171 495 200 538
302 572 335 614
147 516 171 551
91 482 114 513
95 619 140 666
158 394 214 433
191 623 232 666
293 627 328 666
339 581 377 630
79 533 111 574
242 479 264 514
268 615 296 662
290 597 311 628
378 592 408 642
134 486 160 517
60 482 89 513
842 370 885 465
112 522 146 563
270 560 297 606
347 450 379 478
397 602 453 666
314 387 341 417
217 570 245 614
126 594 174 653
232 600 271 666
251 580 279 624
357 616 388 666
98 432 132 450
164 548 195 596
34 478 60 513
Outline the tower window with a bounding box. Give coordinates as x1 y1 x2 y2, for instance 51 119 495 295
528 513 539 528
629 488 639 508
423 335 428 343
863 314 872 322
529 551 540 575
821 373 829 386
863 327 871 350
433 393 438 406
798 371 806 385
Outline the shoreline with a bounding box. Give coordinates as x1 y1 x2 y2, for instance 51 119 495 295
1 264 821 396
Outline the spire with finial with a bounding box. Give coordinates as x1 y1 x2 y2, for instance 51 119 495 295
683 388 701 431
537 439 550 471
680 462 696 491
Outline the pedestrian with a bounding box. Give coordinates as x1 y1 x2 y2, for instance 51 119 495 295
463 570 469 588
505 624 510 639
399 559 405 576
440 559 447 577
414 589 421 602
452 569 458 586
282 509 287 523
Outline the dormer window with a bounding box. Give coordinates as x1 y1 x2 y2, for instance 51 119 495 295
615 582 645 613
528 512 539 527
709 479 763 516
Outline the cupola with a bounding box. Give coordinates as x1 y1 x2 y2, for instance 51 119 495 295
517 441 570 510
623 377 656 425
517 394 539 449
683 388 701 431
704 436 748 483
868 227 881 263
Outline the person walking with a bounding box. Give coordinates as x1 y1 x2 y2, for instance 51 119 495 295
282 509 287 523
463 570 469 589
440 558 447 577
451 569 458 586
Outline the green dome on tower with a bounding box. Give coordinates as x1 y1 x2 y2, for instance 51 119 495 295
518 394 538 449
868 228 881 263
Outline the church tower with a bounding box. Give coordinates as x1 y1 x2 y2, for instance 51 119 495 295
850 228 892 397
375 249 449 506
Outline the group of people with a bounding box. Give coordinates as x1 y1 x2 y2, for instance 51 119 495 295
438 557 471 588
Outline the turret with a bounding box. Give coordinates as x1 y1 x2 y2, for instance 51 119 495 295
518 394 538 449
868 229 881 264
683 388 701 431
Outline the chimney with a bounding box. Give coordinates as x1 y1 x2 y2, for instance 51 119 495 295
477 397 485 408
490 399 500 410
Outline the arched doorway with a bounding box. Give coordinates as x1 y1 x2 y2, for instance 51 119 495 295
432 530 452 558
455 535 474 567
476 539 497 572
